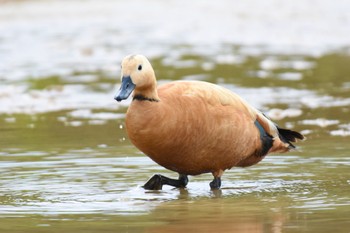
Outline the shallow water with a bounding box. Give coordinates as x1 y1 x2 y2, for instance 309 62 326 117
1 0 350 232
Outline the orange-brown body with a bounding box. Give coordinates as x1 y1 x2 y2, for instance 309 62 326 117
115 54 304 189
126 81 288 176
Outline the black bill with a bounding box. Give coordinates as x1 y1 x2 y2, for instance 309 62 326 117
114 76 136 102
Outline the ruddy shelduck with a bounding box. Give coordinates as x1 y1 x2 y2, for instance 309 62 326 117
115 54 304 190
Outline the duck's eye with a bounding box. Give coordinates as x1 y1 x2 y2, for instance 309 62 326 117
138 65 142 71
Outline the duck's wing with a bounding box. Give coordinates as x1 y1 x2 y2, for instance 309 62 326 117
165 81 304 152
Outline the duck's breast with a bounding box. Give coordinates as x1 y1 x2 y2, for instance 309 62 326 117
126 81 263 175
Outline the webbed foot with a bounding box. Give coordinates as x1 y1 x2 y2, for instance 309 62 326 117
143 174 188 190
209 177 221 190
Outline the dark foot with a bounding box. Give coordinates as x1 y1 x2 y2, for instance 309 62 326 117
143 174 163 190
143 174 188 190
209 177 221 190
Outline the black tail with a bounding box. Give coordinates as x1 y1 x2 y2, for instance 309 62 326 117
277 127 305 149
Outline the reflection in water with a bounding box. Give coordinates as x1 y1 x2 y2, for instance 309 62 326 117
0 152 349 211
145 197 286 233
0 147 350 231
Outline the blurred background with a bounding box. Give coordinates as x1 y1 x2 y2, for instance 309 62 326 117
0 0 349 232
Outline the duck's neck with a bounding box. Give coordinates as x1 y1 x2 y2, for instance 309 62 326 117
133 85 160 102
133 94 159 102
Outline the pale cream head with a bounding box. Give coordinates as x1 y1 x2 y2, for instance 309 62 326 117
121 54 156 90
115 54 159 102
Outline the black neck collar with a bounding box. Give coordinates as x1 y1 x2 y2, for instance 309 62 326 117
133 94 159 102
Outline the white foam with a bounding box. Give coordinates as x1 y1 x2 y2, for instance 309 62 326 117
277 72 303 81
0 84 119 114
330 129 350 137
0 0 349 116
260 59 315 71
68 109 124 120
1 0 350 82
300 118 340 127
215 54 246 65
1 82 348 115
267 108 303 120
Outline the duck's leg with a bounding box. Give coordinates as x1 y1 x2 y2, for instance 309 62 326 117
209 177 221 189
143 174 188 190
210 170 223 189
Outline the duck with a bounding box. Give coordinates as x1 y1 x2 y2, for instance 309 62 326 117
114 54 304 190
